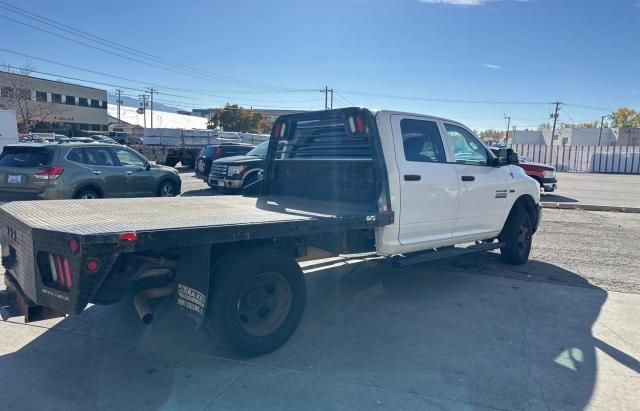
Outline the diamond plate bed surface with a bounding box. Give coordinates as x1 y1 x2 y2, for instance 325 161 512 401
0 196 373 235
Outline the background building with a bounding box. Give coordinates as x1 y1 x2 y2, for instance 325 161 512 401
0 71 108 134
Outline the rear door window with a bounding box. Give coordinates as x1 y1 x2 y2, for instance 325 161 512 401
0 147 51 168
85 147 116 166
66 148 86 164
400 119 446 163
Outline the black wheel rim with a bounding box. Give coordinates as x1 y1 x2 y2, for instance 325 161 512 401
237 271 292 337
516 219 531 257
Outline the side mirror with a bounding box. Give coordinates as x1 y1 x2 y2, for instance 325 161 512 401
494 148 519 167
145 162 151 171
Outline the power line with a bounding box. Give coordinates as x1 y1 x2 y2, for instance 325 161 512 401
338 89 551 105
0 48 323 105
0 2 315 93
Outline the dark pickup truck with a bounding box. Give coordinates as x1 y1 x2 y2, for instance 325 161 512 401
208 141 268 194
0 108 540 357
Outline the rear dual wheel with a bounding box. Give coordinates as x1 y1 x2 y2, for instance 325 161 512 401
205 247 306 357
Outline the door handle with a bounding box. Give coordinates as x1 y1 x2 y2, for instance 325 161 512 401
404 174 421 181
461 176 475 182
92 171 101 175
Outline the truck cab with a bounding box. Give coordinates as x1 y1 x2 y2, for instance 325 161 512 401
371 110 540 255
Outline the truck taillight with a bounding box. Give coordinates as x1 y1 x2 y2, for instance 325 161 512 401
38 253 73 290
272 122 286 140
34 166 64 180
348 116 366 135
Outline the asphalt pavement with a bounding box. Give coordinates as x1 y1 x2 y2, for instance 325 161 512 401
542 172 640 210
0 207 638 410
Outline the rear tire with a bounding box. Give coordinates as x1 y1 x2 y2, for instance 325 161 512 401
205 247 306 357
74 188 101 199
499 206 532 265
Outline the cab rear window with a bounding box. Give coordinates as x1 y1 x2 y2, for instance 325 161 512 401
0 147 52 168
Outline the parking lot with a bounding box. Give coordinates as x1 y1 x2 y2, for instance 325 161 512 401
0 171 638 410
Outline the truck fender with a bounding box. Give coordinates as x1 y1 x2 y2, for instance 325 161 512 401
501 194 540 235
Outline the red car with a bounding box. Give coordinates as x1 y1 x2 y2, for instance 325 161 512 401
516 155 558 192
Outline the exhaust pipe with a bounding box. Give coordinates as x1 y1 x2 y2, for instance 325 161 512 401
133 287 174 324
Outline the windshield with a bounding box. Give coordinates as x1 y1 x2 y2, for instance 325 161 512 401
247 141 269 158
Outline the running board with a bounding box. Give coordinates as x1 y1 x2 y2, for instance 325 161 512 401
392 242 505 268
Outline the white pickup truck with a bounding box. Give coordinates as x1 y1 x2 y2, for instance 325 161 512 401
0 108 541 356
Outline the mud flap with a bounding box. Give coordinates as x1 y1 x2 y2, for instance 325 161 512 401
175 245 210 328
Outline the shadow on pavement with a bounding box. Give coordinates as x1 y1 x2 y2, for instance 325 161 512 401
179 188 218 197
0 256 637 410
541 193 579 203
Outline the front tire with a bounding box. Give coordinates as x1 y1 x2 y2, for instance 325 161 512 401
242 172 260 196
499 206 532 265
158 180 177 197
205 247 306 357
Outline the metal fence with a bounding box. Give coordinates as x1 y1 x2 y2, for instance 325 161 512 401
509 144 640 174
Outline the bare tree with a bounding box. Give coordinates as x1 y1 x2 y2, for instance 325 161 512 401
0 62 60 133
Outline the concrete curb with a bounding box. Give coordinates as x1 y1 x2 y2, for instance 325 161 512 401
541 202 640 214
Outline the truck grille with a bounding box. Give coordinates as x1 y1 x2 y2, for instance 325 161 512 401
210 164 228 179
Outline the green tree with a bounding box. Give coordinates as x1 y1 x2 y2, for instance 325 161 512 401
479 129 503 140
609 107 640 128
537 123 551 131
576 121 599 128
207 104 272 133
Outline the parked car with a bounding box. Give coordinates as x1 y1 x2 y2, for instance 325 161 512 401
0 142 181 201
90 135 119 144
194 142 254 181
518 156 557 192
207 140 269 194
490 148 557 192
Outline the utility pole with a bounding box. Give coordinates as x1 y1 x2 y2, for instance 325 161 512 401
138 94 149 128
504 115 511 144
598 114 610 146
549 102 561 148
146 87 157 128
115 89 123 121
324 86 328 110
322 86 334 110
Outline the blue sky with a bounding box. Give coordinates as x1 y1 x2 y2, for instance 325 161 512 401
0 0 638 130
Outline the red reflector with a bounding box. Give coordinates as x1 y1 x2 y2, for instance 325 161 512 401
355 116 365 134
63 258 72 287
86 259 99 272
118 232 138 241
273 123 281 140
55 256 65 287
68 239 79 253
